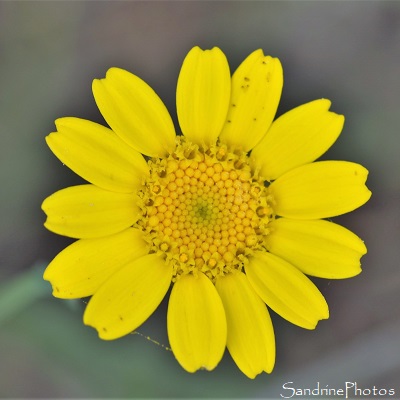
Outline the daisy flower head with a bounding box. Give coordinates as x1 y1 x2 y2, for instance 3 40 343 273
42 46 371 378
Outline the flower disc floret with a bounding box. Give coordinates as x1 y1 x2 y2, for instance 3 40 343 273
136 136 273 282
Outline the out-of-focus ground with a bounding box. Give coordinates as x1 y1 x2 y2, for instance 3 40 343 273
0 2 399 398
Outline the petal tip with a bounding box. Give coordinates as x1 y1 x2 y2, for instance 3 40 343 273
91 77 102 91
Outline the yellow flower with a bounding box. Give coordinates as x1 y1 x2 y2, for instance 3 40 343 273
42 46 371 378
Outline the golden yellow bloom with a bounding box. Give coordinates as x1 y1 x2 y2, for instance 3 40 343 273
42 46 371 378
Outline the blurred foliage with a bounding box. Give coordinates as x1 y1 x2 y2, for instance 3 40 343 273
0 263 48 325
0 265 275 397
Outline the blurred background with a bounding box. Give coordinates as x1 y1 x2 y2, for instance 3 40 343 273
0 1 399 398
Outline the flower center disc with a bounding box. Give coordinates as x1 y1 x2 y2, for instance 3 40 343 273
137 137 272 282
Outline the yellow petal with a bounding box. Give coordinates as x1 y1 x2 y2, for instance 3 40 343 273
269 161 371 219
46 117 149 193
167 273 227 372
92 67 176 157
219 50 283 152
251 99 344 180
43 228 149 299
83 254 172 340
42 184 139 239
265 218 366 279
215 272 275 378
177 46 231 147
246 251 329 329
